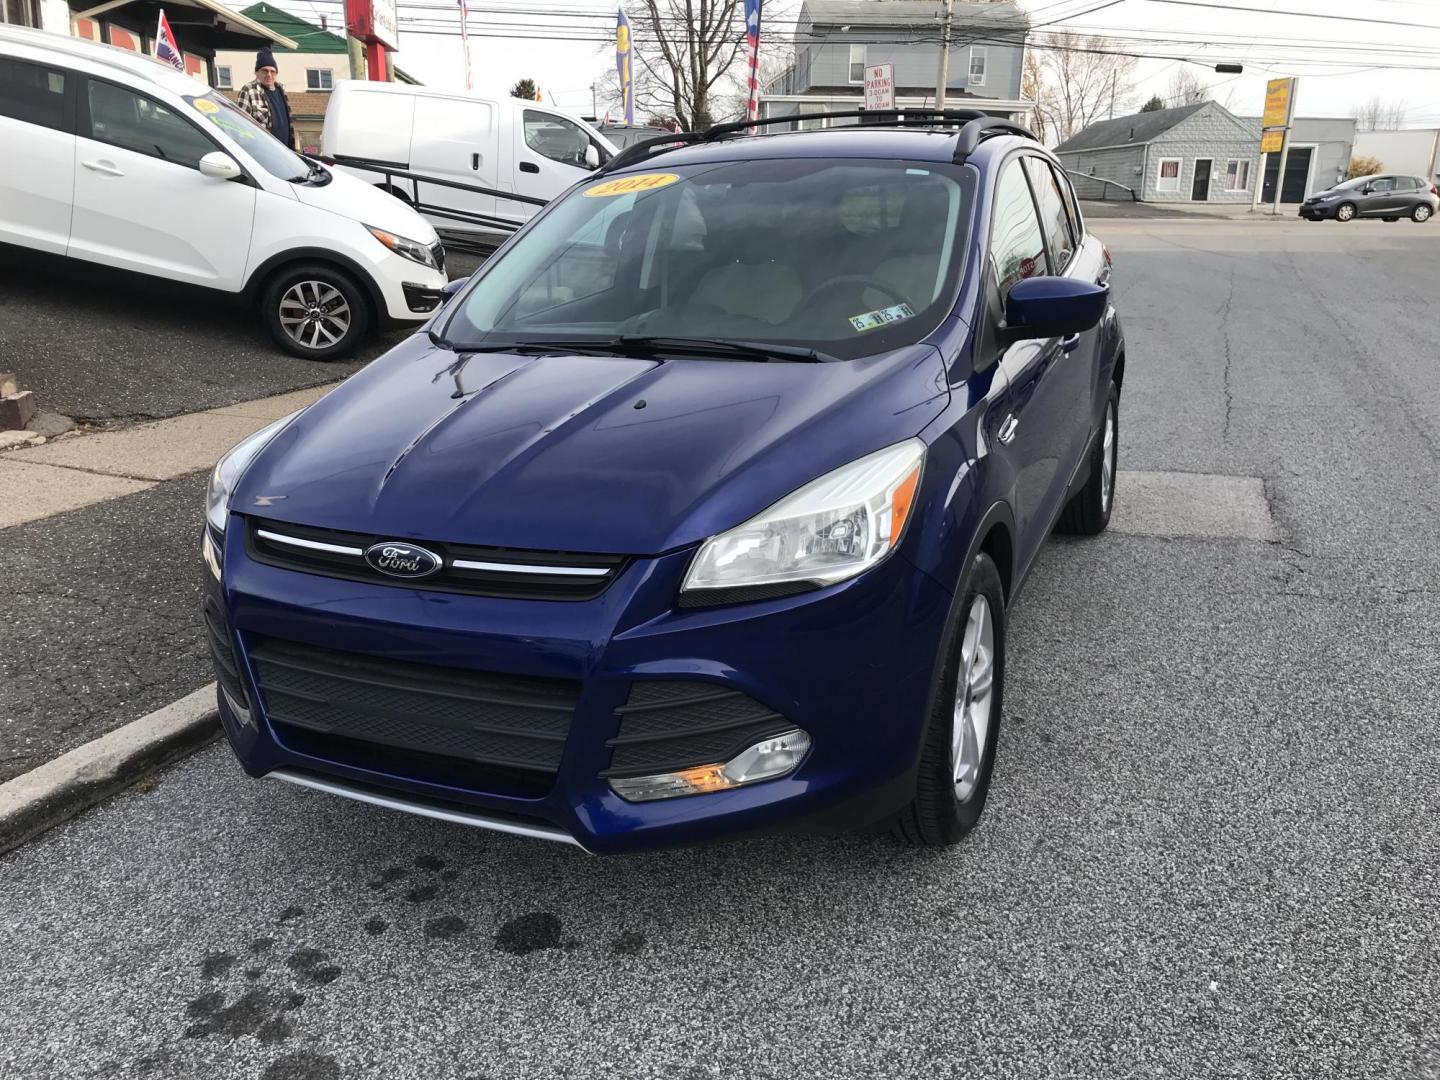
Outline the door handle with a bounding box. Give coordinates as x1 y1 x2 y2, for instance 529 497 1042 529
519 161 540 174
471 153 480 170
1060 334 1081 354
82 159 124 177
997 414 1019 445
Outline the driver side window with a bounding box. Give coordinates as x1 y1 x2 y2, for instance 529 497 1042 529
990 157 1049 297
1370 177 1395 193
86 80 214 169
523 109 592 169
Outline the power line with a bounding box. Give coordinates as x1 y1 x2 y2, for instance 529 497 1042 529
1140 0 1440 32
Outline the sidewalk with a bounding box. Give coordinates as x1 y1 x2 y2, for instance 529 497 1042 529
0 383 337 529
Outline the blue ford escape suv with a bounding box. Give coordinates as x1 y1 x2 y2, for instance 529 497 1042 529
203 111 1125 853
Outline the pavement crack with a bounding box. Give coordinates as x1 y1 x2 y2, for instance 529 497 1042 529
1219 266 1236 442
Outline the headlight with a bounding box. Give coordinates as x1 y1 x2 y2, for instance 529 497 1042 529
366 224 440 270
681 439 925 598
205 412 300 534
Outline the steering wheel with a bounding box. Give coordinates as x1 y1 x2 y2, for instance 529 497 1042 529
800 274 910 312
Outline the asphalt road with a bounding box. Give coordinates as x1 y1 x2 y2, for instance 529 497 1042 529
0 245 482 424
2 219 1438 1079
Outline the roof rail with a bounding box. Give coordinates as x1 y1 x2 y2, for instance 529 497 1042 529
592 109 1036 177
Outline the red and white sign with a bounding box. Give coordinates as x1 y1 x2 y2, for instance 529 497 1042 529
864 63 895 111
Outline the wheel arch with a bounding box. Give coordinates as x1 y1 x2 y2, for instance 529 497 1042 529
964 502 1018 604
244 248 385 321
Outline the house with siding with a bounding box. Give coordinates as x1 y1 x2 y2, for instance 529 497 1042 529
761 0 1034 129
1055 101 1356 205
1053 102 1259 204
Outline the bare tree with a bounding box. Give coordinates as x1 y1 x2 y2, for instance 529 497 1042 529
1354 96 1408 131
1165 66 1209 106
1026 35 1138 141
630 0 748 131
1021 48 1058 144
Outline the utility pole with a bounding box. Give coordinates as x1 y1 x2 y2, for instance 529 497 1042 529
935 0 954 110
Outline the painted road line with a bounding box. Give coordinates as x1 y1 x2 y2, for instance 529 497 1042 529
0 683 219 856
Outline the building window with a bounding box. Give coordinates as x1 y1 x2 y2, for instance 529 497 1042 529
796 103 826 131
1223 158 1250 191
215 65 232 89
848 44 866 84
306 68 333 91
0 0 43 28
968 47 986 87
1156 157 1182 193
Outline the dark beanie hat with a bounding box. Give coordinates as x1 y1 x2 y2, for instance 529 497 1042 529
255 48 277 72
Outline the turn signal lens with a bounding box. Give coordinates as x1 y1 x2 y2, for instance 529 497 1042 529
609 729 812 803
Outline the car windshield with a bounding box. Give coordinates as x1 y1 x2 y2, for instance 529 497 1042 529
183 92 311 181
442 158 977 361
1333 175 1376 190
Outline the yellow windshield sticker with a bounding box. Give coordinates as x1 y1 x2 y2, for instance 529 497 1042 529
192 98 219 114
584 173 680 197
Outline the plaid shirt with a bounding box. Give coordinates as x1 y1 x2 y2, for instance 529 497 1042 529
236 79 296 148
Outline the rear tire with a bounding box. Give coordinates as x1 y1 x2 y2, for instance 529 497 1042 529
260 263 371 361
1414 204 1433 223
892 552 1007 847
1056 382 1119 536
1336 202 1357 222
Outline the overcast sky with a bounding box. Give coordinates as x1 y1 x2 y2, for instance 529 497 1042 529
274 0 1440 126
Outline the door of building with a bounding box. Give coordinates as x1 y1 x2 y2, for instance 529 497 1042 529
1191 158 1212 201
1262 147 1314 203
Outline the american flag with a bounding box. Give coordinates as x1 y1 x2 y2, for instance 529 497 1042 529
459 0 472 90
154 9 184 71
744 0 764 123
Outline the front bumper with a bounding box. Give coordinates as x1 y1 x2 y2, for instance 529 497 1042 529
204 521 951 854
1298 202 1336 219
373 250 447 323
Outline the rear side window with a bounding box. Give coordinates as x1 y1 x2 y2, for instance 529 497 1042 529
1395 177 1419 191
990 157 1049 296
0 57 68 132
1023 157 1075 272
86 80 215 169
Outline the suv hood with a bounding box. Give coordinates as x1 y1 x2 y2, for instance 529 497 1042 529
290 167 438 244
235 335 949 555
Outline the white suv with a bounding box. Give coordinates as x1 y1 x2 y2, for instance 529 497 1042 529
0 26 448 360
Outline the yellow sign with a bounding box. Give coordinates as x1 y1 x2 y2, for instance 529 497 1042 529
192 98 219 114
1262 78 1295 129
584 173 680 197
1260 129 1284 154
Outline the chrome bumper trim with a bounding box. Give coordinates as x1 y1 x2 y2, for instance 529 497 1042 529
267 769 586 849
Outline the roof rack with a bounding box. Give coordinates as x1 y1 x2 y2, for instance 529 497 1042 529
593 109 1037 177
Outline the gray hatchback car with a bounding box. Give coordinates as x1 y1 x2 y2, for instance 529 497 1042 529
1300 174 1439 222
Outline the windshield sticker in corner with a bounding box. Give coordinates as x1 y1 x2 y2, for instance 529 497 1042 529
191 97 220 114
584 173 680 197
849 303 915 332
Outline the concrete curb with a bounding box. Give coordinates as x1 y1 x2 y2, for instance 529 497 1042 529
0 684 221 856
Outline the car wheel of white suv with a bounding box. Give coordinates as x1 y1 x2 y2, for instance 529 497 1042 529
261 263 371 361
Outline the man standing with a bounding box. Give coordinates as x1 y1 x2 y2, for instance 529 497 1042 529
236 49 296 149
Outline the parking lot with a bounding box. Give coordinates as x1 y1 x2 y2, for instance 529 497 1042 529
1 216 1438 1079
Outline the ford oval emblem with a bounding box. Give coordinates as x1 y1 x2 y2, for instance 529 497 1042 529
364 541 443 579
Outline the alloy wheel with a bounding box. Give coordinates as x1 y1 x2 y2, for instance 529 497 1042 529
279 280 352 351
951 594 996 802
1337 204 1356 221
1100 399 1116 513
1417 205 1433 222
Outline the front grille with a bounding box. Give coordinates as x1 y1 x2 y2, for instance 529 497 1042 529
244 516 626 601
250 636 579 796
202 600 248 709
603 681 794 778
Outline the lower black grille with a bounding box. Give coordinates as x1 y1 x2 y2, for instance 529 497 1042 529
250 637 579 796
603 681 794 778
244 516 626 601
203 601 247 709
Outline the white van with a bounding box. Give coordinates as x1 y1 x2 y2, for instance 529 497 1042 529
0 25 447 361
321 81 619 241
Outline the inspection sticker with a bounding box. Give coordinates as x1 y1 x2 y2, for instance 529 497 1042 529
584 173 680 197
849 303 915 332
192 98 219 114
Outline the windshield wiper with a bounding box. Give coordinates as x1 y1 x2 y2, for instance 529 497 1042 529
439 336 835 362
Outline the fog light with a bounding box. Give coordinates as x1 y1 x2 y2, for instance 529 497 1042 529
608 729 812 803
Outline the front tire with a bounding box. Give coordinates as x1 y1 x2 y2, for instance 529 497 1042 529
1336 202 1357 222
1056 382 1119 536
1414 204 1433 223
260 263 371 360
892 552 1007 847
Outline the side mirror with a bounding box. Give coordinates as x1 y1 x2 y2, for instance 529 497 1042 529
584 143 601 170
198 151 242 181
442 276 469 299
1003 276 1108 342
